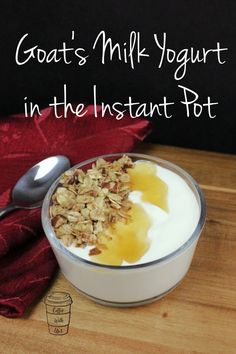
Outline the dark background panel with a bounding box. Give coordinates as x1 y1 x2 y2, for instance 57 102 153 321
0 0 235 152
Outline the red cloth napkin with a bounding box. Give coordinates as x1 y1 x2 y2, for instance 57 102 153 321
0 105 151 318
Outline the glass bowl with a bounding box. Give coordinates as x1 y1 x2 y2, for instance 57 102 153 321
42 153 206 306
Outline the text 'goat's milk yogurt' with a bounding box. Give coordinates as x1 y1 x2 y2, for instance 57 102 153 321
50 156 200 266
44 154 205 305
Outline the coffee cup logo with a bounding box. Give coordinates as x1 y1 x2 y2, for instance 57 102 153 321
44 291 72 335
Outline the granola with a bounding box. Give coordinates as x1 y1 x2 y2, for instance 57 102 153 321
50 155 134 249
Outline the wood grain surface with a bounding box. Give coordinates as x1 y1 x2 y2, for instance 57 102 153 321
1 144 236 354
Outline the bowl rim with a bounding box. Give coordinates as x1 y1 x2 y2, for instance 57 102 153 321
41 152 206 270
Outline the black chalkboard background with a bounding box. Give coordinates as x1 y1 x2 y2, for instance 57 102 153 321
0 0 235 153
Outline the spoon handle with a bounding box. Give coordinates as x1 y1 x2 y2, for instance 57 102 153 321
0 204 19 219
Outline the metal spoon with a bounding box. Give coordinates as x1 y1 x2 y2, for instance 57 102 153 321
0 155 70 219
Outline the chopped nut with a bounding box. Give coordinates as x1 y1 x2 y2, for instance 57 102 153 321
51 214 67 228
89 247 102 256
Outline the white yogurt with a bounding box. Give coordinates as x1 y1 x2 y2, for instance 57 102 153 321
67 164 200 265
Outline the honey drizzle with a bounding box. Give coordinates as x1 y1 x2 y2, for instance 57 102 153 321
128 162 168 212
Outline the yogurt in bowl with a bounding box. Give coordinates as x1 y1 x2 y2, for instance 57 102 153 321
42 153 206 306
